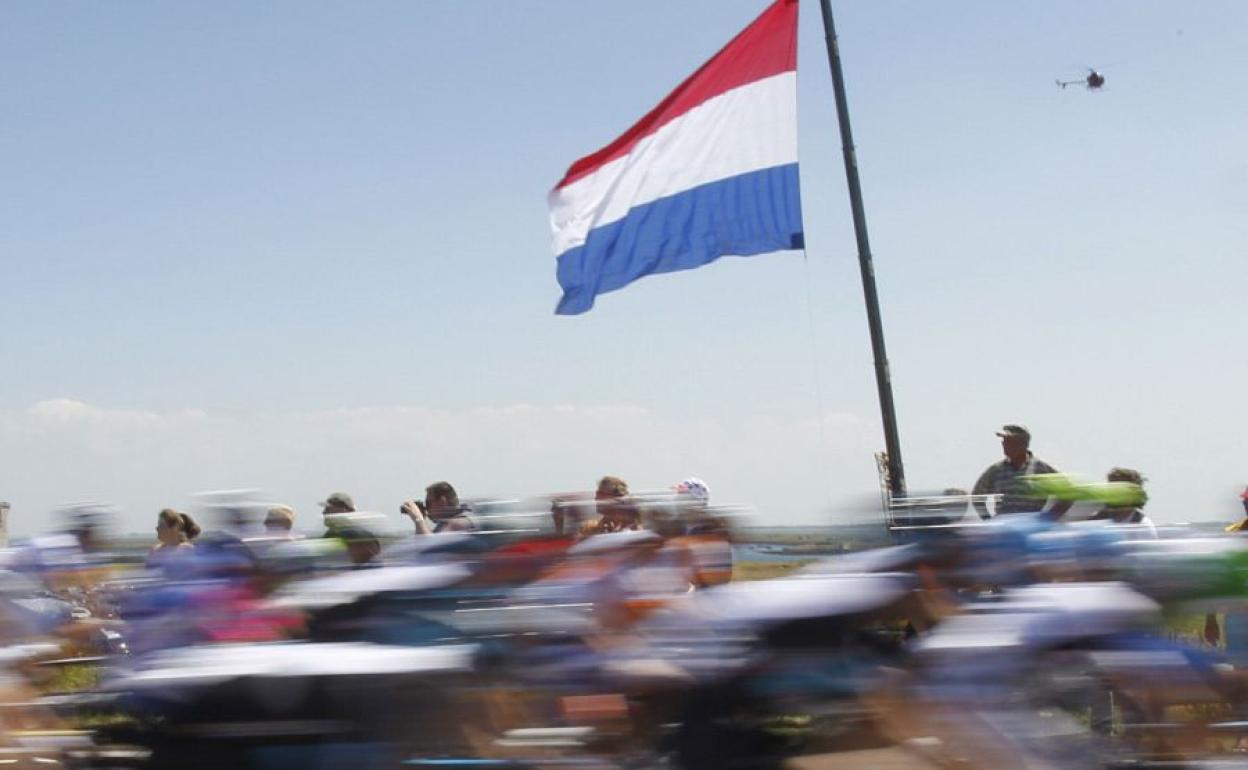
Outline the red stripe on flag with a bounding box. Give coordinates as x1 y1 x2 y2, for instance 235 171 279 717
554 0 798 191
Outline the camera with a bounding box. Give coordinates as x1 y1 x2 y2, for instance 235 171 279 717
400 500 428 516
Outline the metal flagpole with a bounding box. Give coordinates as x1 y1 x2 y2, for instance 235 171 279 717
818 0 907 497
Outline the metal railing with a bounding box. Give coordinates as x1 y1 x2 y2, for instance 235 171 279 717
875 452 1000 531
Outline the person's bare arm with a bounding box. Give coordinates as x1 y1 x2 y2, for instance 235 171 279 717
400 501 433 535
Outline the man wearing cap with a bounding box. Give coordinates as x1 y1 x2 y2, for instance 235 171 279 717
319 492 355 537
971 425 1064 518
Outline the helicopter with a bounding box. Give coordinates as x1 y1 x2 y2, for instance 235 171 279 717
1057 68 1106 90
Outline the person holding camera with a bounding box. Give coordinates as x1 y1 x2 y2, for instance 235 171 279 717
400 481 475 535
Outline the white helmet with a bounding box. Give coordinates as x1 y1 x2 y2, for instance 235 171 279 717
675 477 710 503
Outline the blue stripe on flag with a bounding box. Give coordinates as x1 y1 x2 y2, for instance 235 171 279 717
554 163 804 315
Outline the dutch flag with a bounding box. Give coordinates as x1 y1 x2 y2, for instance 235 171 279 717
548 0 805 315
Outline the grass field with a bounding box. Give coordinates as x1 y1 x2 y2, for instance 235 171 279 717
733 560 814 581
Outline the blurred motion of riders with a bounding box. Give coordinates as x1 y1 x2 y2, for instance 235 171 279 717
3 459 1248 770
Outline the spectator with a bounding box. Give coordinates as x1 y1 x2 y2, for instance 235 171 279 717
597 476 629 500
1090 467 1157 538
971 425 1067 518
552 476 630 537
318 492 355 537
401 481 475 534
264 505 296 536
147 508 199 568
589 476 640 535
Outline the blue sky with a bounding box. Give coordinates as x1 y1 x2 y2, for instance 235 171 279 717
2 1 1245 535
